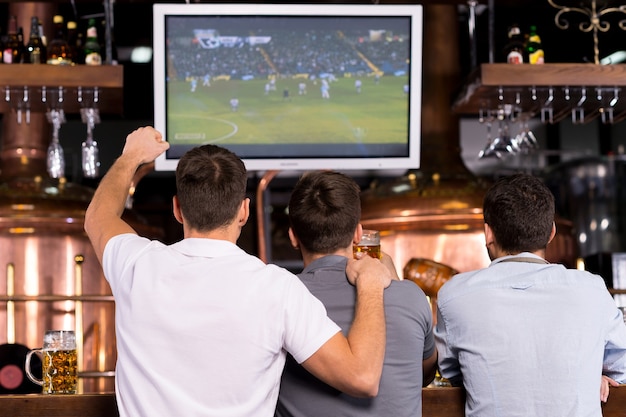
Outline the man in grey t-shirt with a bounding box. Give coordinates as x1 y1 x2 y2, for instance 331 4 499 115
276 171 437 417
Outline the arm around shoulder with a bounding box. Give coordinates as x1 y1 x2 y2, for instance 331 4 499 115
300 255 391 397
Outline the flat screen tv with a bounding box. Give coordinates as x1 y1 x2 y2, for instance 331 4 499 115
153 3 422 172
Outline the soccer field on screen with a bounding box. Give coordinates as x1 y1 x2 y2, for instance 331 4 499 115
165 75 410 146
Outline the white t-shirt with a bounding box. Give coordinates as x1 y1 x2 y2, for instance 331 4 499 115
103 234 340 417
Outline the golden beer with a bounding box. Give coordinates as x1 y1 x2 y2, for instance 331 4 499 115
353 244 382 259
25 330 78 394
42 349 78 394
353 229 382 259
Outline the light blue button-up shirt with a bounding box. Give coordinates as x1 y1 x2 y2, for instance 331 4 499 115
435 253 626 417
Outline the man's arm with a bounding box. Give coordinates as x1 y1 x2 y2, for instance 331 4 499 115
381 251 402 280
601 375 620 403
85 127 169 265
300 255 391 397
434 307 463 386
423 350 438 387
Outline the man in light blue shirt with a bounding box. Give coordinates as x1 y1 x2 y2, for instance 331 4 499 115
435 173 626 417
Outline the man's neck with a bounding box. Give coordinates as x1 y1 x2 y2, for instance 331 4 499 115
184 225 241 244
301 247 352 268
490 248 546 261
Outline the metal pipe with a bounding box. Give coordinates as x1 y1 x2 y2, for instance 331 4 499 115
0 295 115 302
467 1 478 69
103 0 114 65
488 0 495 63
6 263 15 344
74 254 84 394
255 171 279 264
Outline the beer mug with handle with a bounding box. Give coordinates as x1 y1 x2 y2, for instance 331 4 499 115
25 330 78 394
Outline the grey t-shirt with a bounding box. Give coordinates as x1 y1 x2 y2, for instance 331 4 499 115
276 255 435 417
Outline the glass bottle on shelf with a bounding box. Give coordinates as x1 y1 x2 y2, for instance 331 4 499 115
83 18 102 66
504 23 524 64
26 16 45 64
38 18 46 48
46 14 72 65
0 31 4 63
17 26 25 60
525 25 544 65
3 15 23 64
66 20 81 64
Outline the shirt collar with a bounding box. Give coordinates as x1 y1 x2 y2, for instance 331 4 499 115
171 238 245 258
301 255 348 275
491 252 547 265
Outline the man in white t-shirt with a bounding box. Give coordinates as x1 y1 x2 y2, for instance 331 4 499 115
84 127 391 417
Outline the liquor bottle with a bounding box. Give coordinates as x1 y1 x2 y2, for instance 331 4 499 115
3 15 23 64
46 15 72 65
66 20 81 64
38 18 46 47
17 26 25 61
0 34 4 63
83 18 102 66
525 25 544 65
25 16 46 64
504 23 524 64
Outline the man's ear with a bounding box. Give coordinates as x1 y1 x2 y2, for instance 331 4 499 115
237 198 250 226
548 221 556 244
173 195 183 224
484 223 494 247
288 227 299 249
353 223 364 244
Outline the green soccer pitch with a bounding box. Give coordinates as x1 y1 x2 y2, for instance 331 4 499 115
165 75 410 146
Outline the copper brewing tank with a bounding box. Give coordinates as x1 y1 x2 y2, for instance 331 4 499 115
0 117 159 394
360 5 578 297
0 3 158 394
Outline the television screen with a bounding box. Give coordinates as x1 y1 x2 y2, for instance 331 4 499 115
153 3 422 171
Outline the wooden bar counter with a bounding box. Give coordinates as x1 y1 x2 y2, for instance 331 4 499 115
2 386 626 416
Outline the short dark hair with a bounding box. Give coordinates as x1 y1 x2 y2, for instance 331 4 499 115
288 171 361 254
175 145 247 232
483 173 555 253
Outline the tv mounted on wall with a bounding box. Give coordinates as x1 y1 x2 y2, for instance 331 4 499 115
153 3 422 172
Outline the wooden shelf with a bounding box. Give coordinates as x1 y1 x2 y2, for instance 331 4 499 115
452 63 626 124
0 64 123 115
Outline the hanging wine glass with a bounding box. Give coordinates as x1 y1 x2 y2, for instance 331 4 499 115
515 116 539 152
478 109 499 159
479 108 515 159
80 108 101 178
46 109 66 179
490 116 516 157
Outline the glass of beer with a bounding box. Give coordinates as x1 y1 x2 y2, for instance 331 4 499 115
353 229 382 259
25 330 78 394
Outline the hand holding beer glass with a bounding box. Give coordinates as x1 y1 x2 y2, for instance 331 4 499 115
25 330 78 394
353 229 382 259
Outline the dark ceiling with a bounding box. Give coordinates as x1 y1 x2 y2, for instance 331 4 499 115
107 1 626 65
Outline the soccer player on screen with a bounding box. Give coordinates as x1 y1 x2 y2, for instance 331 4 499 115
230 98 239 112
321 83 330 99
